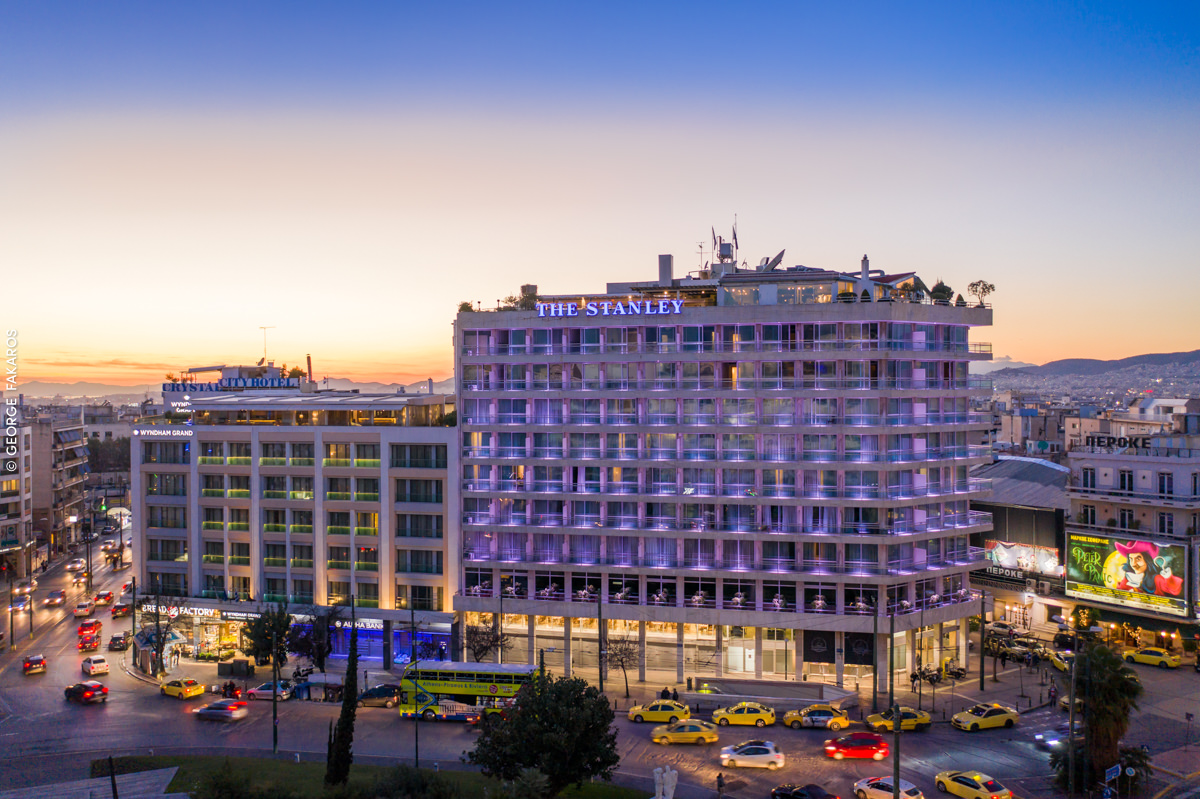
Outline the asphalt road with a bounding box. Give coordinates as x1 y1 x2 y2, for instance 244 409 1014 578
2 561 1197 798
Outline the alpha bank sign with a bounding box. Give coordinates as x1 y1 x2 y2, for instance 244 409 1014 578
536 299 685 318
162 378 301 394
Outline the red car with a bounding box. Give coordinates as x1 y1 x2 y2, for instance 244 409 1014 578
94 591 115 606
78 634 102 652
78 620 103 636
824 732 890 761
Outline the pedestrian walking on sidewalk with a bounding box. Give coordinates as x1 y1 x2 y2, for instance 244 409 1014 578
716 772 726 798
1000 651 1008 669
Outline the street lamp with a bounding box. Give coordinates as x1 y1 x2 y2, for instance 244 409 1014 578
1052 614 1103 799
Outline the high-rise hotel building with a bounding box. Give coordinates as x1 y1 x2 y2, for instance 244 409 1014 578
454 252 994 686
132 366 457 665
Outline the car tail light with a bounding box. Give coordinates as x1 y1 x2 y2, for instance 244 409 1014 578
83 691 93 698
102 686 109 694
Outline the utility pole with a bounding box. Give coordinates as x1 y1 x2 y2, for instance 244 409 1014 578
887 611 895 708
272 625 279 754
597 585 605 695
872 608 879 713
892 702 902 799
5 562 13 651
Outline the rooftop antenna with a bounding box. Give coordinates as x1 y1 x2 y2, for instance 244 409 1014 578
765 249 786 271
259 326 275 360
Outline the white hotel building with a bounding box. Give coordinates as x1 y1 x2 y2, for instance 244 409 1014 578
132 368 457 665
454 253 994 688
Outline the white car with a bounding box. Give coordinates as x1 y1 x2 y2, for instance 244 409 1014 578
82 656 110 676
66 559 87 572
73 600 96 617
14 578 37 595
854 777 924 799
984 621 1020 636
718 739 785 770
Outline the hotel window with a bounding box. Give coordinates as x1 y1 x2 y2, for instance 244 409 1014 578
261 442 287 462
147 506 187 529
646 325 676 353
1157 472 1174 498
1118 469 1134 492
1118 508 1136 529
355 443 380 464
1081 467 1096 489
1079 505 1096 527
681 325 716 352
1157 513 1174 535
397 514 443 539
293 579 313 600
721 286 759 306
146 473 187 496
291 442 314 464
327 581 350 603
327 512 351 535
532 329 557 354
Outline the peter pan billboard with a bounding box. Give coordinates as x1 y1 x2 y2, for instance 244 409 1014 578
1065 532 1187 617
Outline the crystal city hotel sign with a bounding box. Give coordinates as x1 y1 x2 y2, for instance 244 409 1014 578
536 299 685 318
162 377 301 393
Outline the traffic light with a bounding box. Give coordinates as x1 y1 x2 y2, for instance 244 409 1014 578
101 501 107 513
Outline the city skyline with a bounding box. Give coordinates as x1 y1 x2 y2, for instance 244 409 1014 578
3 2 1198 386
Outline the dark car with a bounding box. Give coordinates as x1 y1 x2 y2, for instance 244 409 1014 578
78 634 101 652
110 603 132 618
771 784 841 799
23 655 47 675
65 681 109 704
1053 630 1098 650
356 683 404 708
108 632 132 651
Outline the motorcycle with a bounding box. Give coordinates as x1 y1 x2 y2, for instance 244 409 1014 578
221 683 243 699
942 661 967 680
917 665 942 685
291 665 315 681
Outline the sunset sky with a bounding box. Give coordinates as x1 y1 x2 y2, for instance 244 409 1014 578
2 2 1197 389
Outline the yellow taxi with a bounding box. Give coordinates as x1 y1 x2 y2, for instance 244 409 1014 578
866 705 932 732
712 701 775 727
651 719 720 745
1058 694 1084 713
1047 650 1074 672
951 703 1019 732
1124 647 1181 669
161 678 206 700
782 703 850 731
627 700 690 724
934 770 1014 799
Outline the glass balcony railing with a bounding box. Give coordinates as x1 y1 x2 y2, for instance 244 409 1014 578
324 458 352 467
262 490 288 499
199 456 225 465
327 526 352 536
354 526 379 536
355 459 381 468
229 556 250 566
291 457 315 467
228 522 249 532
355 597 379 608
291 558 314 569
228 489 251 499
201 554 225 564
289 491 315 500
263 557 288 568
201 521 225 531
264 593 289 603
263 524 287 533
326 492 352 501
290 524 313 534
201 488 226 498
259 458 288 467
228 457 252 466
354 561 379 571
327 559 351 570
354 493 379 502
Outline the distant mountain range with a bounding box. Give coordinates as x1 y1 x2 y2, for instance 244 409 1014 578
3 377 457 402
969 356 1038 374
990 349 1200 377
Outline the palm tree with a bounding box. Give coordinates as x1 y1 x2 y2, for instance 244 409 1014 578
1079 644 1142 784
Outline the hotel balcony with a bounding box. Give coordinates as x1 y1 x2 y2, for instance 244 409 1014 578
460 339 993 358
461 479 991 504
460 377 993 394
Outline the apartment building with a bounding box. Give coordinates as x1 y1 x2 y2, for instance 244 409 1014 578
25 409 89 557
1064 411 1200 638
132 376 458 665
1 419 35 578
454 252 994 687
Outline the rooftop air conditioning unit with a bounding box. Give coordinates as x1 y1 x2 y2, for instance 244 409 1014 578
1025 578 1037 592
1039 582 1052 594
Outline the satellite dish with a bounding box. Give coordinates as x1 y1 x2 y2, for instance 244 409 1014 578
765 249 786 271
756 256 771 271
257 358 265 366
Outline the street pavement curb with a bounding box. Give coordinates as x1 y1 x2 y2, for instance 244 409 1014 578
120 652 161 687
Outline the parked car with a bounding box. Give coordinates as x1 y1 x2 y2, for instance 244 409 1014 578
43 589 68 606
627 700 690 724
854 776 924 799
195 699 249 721
712 701 775 727
719 739 785 770
23 655 47 675
108 632 132 651
246 681 293 701
64 681 109 704
1124 647 1181 669
984 621 1020 637
356 684 404 709
82 656 110 676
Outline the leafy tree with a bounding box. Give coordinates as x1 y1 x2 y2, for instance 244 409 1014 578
500 287 539 311
967 279 995 306
1079 644 1142 785
468 672 619 797
242 603 292 668
325 619 359 786
465 623 511 663
440 410 457 427
139 595 187 678
88 437 131 473
458 301 474 313
955 294 966 306
287 603 345 673
929 280 954 302
164 372 179 383
604 637 640 698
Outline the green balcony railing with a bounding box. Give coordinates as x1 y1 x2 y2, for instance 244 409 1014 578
201 488 226 498
260 458 288 467
228 556 250 566
327 559 351 570
354 526 379 536
200 590 224 599
291 457 315 467
202 521 226 531
228 522 250 532
228 457 252 466
262 490 288 499
354 459 381 469
327 526 352 536
291 593 314 604
290 524 313 534
202 554 225 564
263 557 288 568
199 456 225 465
354 598 379 608
263 593 289 603
323 458 352 468
263 524 287 533
228 489 251 499
291 558 314 568
354 561 379 571
289 490 315 500
326 492 352 501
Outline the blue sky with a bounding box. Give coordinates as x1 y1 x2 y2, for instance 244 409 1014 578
2 2 1197 384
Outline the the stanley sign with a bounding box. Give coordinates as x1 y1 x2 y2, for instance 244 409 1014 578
536 299 685 318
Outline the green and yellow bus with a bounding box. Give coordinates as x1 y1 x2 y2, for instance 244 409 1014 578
398 661 538 721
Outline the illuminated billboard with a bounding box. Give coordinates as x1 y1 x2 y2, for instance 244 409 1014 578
1065 532 1188 617
985 540 1061 577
